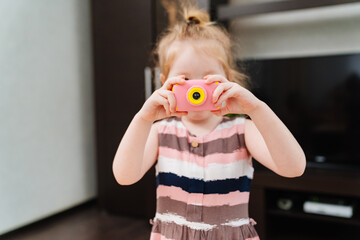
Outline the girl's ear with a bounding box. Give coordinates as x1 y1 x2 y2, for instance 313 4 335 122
160 73 166 85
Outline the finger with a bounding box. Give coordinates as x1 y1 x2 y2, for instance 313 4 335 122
163 75 186 90
166 91 176 113
158 90 176 112
212 102 231 115
172 112 188 117
215 88 236 108
212 82 233 103
210 109 221 116
156 94 171 116
162 101 171 116
211 107 227 116
204 74 228 84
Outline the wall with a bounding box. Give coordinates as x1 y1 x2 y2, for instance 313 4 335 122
229 0 360 59
0 0 95 235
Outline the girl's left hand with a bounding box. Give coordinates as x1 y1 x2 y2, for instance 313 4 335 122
204 75 261 116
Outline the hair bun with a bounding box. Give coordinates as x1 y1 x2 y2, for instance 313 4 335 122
184 8 210 26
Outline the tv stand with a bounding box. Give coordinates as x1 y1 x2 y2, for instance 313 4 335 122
249 164 360 239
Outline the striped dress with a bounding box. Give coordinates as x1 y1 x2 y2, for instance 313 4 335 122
150 116 259 240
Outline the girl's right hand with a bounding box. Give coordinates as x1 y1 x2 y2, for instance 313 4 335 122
138 75 187 122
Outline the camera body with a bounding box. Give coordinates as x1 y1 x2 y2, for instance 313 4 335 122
172 79 219 112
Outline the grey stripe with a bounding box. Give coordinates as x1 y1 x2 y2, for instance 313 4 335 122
156 196 249 225
159 133 246 156
151 218 259 240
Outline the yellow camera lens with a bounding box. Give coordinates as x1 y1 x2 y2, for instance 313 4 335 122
187 87 206 105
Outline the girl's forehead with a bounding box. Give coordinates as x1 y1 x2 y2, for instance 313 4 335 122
168 39 225 56
168 40 226 65
168 41 226 76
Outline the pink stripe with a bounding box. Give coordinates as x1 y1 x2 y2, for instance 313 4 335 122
157 185 250 206
150 232 175 240
159 147 249 167
158 123 245 143
246 237 260 240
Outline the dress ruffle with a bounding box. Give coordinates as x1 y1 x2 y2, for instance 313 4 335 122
150 219 259 240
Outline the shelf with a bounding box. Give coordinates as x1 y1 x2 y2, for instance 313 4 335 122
252 166 360 198
268 209 360 227
249 166 360 239
217 0 360 20
267 210 360 240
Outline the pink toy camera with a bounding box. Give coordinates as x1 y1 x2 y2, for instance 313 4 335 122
172 79 219 112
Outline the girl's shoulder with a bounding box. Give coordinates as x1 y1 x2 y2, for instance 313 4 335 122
153 116 183 133
154 116 181 125
217 114 249 136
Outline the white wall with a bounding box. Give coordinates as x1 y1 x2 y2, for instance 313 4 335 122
0 0 96 235
229 1 360 59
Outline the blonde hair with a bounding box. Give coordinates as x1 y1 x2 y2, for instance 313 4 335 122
154 4 248 87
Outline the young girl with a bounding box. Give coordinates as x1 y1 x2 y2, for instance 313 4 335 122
112 7 306 240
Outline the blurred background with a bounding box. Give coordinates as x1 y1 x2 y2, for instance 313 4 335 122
1 0 359 239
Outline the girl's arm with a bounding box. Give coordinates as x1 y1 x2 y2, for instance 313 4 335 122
244 102 306 177
112 115 158 185
205 75 306 178
112 76 187 185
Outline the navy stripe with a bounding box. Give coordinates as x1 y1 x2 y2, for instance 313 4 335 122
156 172 251 194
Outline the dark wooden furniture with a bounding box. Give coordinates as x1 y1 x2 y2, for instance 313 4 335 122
91 0 159 220
249 165 360 239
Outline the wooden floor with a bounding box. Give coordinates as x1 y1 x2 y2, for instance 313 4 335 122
0 199 151 240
